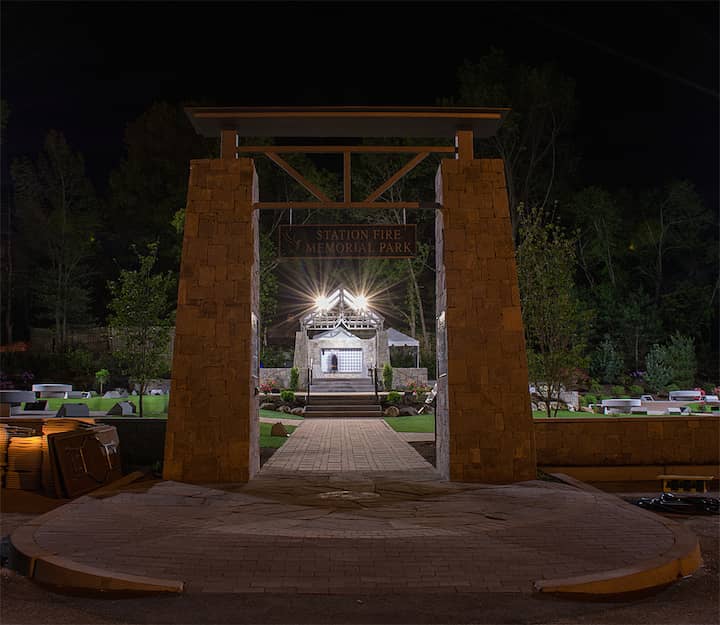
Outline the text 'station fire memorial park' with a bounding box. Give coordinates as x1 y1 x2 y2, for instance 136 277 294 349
279 224 416 259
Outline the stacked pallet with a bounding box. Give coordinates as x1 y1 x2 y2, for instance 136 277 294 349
0 426 8 487
5 436 43 490
41 419 87 496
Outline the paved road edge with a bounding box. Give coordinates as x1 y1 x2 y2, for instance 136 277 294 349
9 491 184 595
534 473 703 595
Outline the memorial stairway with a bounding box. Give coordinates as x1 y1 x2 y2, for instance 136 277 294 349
304 377 382 418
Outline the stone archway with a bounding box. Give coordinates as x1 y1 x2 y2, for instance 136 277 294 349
164 107 536 484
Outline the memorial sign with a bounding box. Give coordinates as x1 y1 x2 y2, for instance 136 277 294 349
279 224 416 259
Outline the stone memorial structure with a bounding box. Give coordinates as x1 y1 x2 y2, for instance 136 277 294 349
165 107 536 484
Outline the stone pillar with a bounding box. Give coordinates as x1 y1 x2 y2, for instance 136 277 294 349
292 331 309 387
435 158 536 483
376 330 390 371
164 158 260 483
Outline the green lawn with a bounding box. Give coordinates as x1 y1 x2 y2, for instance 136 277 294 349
384 414 435 433
32 396 170 418
384 410 682 430
259 422 296 448
260 409 304 420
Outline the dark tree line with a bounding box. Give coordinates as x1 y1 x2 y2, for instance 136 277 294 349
2 52 717 388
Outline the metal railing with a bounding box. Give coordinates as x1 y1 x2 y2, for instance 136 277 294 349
306 360 313 403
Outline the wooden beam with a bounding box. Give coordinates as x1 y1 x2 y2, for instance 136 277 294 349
343 152 351 203
365 153 429 202
265 152 332 203
455 130 474 160
254 201 440 210
235 145 455 154
197 111 503 120
220 130 237 159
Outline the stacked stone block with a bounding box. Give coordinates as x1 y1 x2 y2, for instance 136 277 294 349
435 158 537 482
164 158 260 483
535 416 720 466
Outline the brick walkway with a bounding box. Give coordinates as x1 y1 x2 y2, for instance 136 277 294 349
261 418 435 474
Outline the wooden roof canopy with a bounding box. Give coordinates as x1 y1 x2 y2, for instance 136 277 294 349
184 107 511 209
184 106 509 139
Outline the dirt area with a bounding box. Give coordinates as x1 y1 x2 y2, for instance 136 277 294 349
259 447 276 467
409 441 436 466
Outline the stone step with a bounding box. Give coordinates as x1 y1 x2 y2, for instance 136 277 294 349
305 404 381 412
307 396 378 405
304 410 384 418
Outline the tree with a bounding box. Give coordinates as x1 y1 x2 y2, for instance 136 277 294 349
517 204 587 417
108 243 172 417
259 232 279 348
568 187 624 291
635 180 712 306
106 102 215 279
95 368 110 395
0 99 8 141
351 141 441 354
11 130 99 349
663 332 697 389
449 50 577 237
589 335 624 384
383 363 394 391
644 344 673 394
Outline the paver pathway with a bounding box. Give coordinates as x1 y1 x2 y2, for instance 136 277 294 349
26 478 680 594
261 418 435 474
10 421 696 596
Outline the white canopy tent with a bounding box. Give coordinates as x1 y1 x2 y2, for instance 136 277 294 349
387 328 421 367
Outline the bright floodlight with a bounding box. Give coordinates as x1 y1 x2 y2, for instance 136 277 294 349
314 294 330 311
355 294 369 311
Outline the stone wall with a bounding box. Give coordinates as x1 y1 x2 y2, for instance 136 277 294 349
435 158 536 483
259 367 292 389
535 415 720 466
163 158 260 483
392 368 429 389
7 414 708 480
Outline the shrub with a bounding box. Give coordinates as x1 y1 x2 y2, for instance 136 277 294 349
645 344 673 393
667 383 679 393
582 394 597 406
259 378 278 394
611 385 625 397
382 363 393 391
590 336 624 384
289 367 299 391
387 391 402 404
629 384 643 396
589 378 603 395
280 390 295 404
665 332 696 388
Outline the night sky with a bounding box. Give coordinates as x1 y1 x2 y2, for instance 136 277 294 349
2 1 718 211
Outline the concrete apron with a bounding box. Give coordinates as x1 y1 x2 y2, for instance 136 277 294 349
10 472 700 597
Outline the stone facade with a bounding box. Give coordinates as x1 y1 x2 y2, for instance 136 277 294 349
392 368 429 389
435 158 536 483
535 415 720 466
259 367 293 389
293 328 391 381
164 158 260 483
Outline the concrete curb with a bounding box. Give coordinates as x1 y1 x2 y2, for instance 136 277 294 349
9 492 184 595
533 473 703 595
